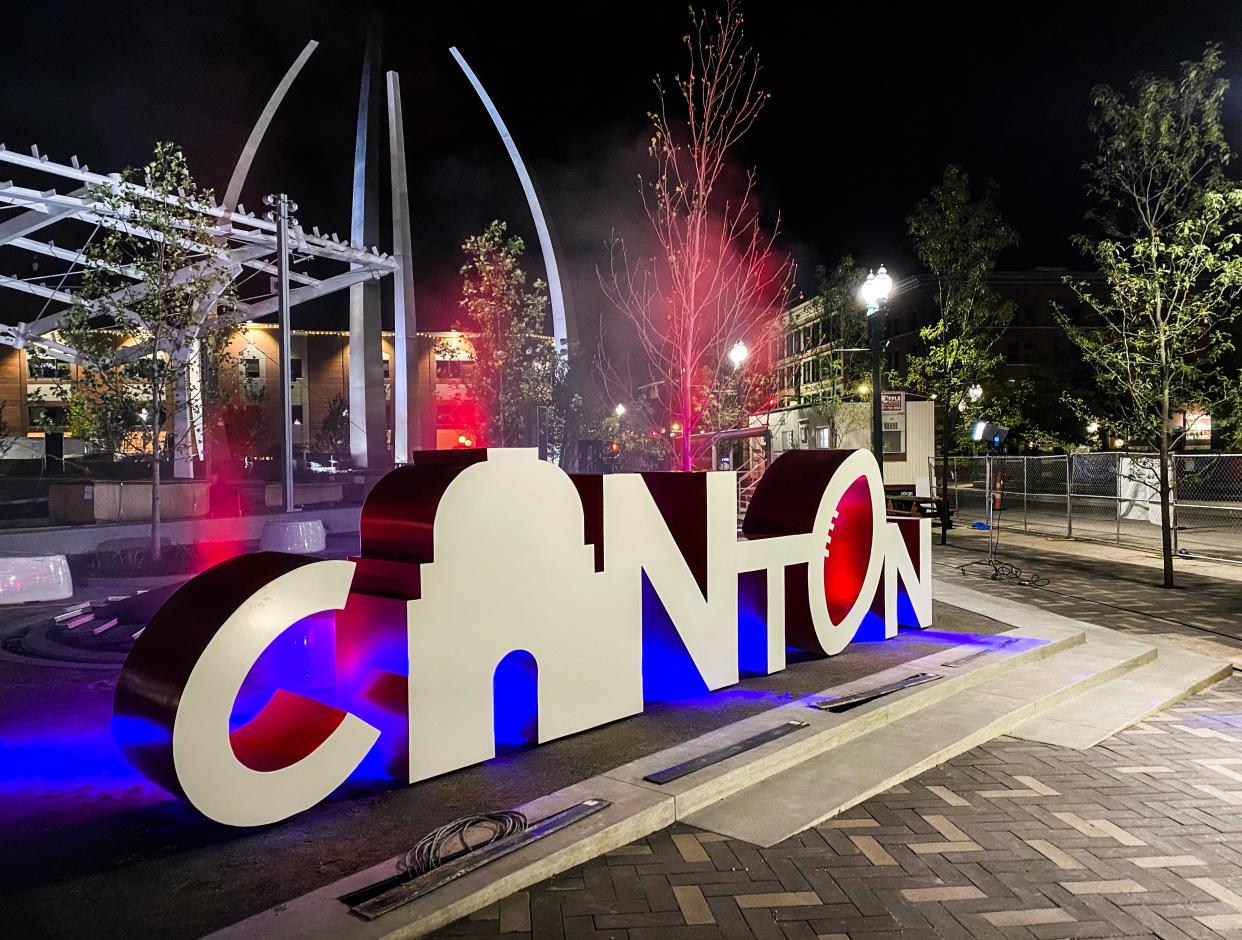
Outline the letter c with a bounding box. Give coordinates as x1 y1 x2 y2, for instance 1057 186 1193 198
113 553 378 826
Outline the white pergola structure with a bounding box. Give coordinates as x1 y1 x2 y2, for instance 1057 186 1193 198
0 145 397 477
0 32 574 479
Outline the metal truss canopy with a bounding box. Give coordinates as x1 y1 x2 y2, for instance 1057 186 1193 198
0 145 396 363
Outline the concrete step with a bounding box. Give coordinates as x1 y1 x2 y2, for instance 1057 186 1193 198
1011 645 1232 749
682 633 1157 846
602 623 1085 820
219 625 1083 939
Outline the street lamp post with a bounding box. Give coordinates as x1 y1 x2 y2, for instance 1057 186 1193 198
728 340 749 370
264 192 299 514
859 265 893 479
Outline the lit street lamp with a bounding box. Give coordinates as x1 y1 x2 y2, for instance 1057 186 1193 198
959 383 983 413
614 403 627 417
728 340 749 370
859 265 893 478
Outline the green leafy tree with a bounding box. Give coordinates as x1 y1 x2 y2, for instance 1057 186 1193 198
62 142 236 561
1059 45 1242 587
314 393 350 460
457 220 565 450
895 165 1019 542
29 345 142 458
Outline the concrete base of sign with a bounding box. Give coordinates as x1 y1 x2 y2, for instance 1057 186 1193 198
259 519 327 553
216 582 1231 939
0 552 73 605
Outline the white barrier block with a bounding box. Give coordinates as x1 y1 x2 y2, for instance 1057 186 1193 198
260 519 327 554
0 553 73 604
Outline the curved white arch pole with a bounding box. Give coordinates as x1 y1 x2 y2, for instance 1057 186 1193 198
222 40 319 215
450 47 569 353
172 41 317 479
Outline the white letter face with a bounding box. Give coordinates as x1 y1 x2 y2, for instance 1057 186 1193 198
601 471 740 698
115 556 378 827
115 446 935 827
406 450 643 782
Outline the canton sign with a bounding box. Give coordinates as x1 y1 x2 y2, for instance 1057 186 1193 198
113 447 932 827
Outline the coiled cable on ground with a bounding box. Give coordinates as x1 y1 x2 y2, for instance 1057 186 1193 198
398 810 529 879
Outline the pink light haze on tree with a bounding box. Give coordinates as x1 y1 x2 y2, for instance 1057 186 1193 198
602 0 793 470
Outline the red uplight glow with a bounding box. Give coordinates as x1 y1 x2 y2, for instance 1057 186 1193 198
823 476 874 624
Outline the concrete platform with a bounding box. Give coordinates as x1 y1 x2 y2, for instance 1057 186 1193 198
214 583 1232 939
684 630 1157 846
1012 645 1232 748
218 623 1070 939
215 775 675 940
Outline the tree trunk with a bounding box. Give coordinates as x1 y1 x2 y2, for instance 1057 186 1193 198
939 402 952 546
1157 419 1175 589
1156 279 1174 590
150 377 162 564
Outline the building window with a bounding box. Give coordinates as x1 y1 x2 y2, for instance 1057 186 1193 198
436 359 463 380
382 354 391 380
28 404 68 429
242 356 261 380
27 357 69 381
290 357 303 381
883 429 903 455
814 426 831 448
291 404 304 426
780 430 794 450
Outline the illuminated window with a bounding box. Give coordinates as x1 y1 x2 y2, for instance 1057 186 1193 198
436 360 463 380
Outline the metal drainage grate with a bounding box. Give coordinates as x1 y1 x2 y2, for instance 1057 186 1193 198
642 720 809 785
807 672 942 713
343 799 610 921
940 636 1019 669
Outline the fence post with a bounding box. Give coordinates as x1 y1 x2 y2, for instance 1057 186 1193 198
1065 453 1073 538
1115 452 1122 544
1023 456 1028 532
1171 453 1179 556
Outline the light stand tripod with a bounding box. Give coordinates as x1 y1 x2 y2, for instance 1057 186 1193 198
956 422 1048 586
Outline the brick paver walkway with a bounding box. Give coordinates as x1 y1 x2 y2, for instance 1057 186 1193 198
937 536 1242 652
436 680 1242 939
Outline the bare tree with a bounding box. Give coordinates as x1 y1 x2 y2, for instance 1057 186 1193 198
601 1 792 470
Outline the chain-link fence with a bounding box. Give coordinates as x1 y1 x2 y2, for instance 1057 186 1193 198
934 452 1242 562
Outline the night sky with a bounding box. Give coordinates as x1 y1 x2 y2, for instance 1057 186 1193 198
1 1 1241 334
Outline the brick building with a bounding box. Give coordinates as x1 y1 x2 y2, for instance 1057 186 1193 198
882 269 1100 384
0 324 481 462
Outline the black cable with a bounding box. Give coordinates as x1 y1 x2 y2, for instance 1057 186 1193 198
956 461 1049 587
397 810 529 879
986 497 1047 585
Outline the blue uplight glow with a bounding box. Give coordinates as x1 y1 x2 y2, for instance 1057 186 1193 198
641 572 711 702
737 570 769 675
493 649 538 752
